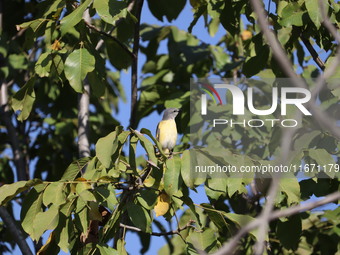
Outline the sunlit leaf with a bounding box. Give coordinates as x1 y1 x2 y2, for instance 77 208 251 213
164 156 182 196
93 0 127 25
64 48 95 93
0 179 42 206
60 0 92 35
154 192 171 217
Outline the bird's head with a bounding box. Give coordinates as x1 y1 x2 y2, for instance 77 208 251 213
162 108 180 120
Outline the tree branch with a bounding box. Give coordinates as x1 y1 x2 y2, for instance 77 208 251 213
300 33 325 70
0 82 27 181
77 10 92 161
212 1 340 254
78 83 91 158
0 207 33 255
212 191 340 255
119 220 195 236
129 0 144 129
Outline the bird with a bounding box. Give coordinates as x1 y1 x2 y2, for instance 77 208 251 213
156 108 180 155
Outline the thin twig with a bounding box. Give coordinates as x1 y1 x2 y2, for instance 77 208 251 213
119 220 195 236
253 177 279 255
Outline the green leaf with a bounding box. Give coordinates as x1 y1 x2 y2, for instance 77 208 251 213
61 157 91 181
116 239 128 255
35 52 52 77
96 244 119 255
11 77 36 121
21 186 45 237
279 3 306 27
60 0 92 36
95 130 118 168
79 190 96 202
136 189 158 210
201 204 228 232
243 44 269 77
222 212 262 240
16 19 47 32
181 196 202 227
43 0 64 17
309 148 336 166
305 0 325 29
43 182 66 206
60 198 76 217
56 216 72 252
64 48 95 93
32 205 60 240
164 156 182 197
127 203 152 233
219 2 240 35
8 54 27 69
133 130 158 166
147 0 186 22
93 0 127 25
186 228 218 254
51 54 64 76
76 180 91 194
105 39 132 70
140 128 166 158
87 70 106 98
205 178 227 200
181 150 194 189
309 148 336 178
277 215 302 250
278 178 300 205
95 185 118 211
129 135 139 171
0 179 42 206
74 206 88 233
226 177 247 197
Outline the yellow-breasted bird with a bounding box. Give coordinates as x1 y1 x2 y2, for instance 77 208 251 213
156 108 180 155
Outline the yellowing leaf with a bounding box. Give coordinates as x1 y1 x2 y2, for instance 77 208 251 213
154 193 170 217
241 30 252 41
51 40 62 51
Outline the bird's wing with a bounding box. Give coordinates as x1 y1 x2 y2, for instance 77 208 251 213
156 122 160 141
